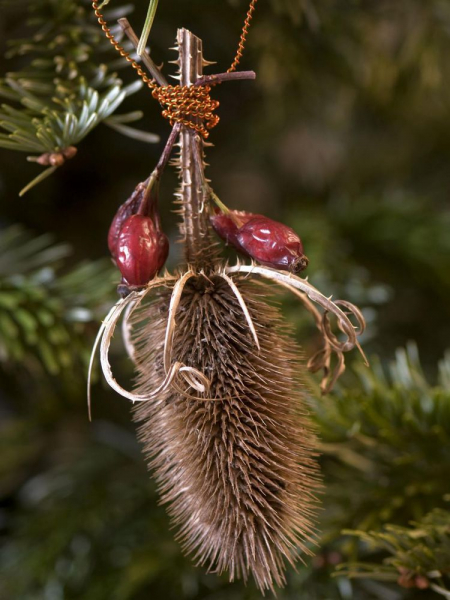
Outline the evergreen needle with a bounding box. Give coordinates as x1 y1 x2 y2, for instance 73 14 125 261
137 0 159 56
19 166 57 196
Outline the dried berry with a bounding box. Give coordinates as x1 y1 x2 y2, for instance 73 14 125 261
237 216 308 273
116 215 169 286
108 183 146 258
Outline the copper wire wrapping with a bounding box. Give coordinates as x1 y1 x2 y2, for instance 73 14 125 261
152 85 219 139
92 0 258 138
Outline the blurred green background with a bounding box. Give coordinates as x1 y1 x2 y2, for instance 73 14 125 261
0 1 450 599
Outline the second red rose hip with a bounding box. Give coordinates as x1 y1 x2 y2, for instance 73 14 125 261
116 215 169 286
236 217 308 273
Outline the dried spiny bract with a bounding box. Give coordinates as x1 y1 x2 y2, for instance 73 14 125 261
89 262 366 592
130 273 320 593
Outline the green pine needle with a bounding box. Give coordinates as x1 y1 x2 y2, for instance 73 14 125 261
19 166 57 196
137 0 159 56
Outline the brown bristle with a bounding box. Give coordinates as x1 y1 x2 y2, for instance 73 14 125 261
130 273 321 593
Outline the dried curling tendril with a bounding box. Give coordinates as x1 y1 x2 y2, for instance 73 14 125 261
225 264 368 394
89 263 367 418
88 275 210 419
88 268 264 415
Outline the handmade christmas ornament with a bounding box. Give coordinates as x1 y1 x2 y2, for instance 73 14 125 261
89 0 367 593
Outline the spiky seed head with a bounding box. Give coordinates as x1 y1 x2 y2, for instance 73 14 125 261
130 273 321 593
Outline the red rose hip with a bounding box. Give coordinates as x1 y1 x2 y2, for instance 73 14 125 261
116 215 169 286
210 210 262 252
236 216 308 273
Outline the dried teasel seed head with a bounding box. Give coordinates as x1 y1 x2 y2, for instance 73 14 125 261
129 273 321 594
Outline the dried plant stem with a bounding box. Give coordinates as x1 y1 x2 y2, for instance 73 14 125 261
177 29 217 267
194 71 256 86
118 17 168 86
144 122 181 192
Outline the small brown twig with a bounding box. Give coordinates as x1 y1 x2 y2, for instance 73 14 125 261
195 71 256 86
152 122 182 181
138 123 182 222
117 17 168 87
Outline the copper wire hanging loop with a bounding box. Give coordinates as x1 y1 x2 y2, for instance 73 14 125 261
227 0 258 74
92 0 258 137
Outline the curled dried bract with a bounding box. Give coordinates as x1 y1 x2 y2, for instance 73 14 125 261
225 263 368 393
90 262 367 417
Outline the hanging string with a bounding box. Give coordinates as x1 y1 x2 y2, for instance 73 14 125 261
92 0 258 138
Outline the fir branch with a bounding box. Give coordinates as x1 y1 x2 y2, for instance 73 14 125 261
0 225 116 375
305 345 450 597
339 509 450 596
314 343 450 538
0 0 158 194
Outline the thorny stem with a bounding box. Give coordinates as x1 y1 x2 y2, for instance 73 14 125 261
193 147 244 228
118 18 168 87
118 18 255 90
117 20 252 267
177 29 217 267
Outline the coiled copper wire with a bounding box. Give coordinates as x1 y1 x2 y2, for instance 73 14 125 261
92 0 258 138
227 0 258 74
